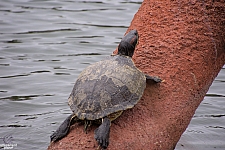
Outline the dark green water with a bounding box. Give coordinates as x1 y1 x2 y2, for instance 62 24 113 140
0 1 224 149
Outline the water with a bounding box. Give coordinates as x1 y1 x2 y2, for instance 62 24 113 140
0 1 224 150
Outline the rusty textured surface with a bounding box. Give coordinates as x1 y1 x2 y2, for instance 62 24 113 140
48 0 225 149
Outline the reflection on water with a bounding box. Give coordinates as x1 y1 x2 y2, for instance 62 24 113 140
0 0 224 149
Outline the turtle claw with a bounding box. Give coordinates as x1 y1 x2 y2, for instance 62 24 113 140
50 114 77 142
50 121 70 142
50 131 62 142
95 128 109 149
145 74 162 83
94 117 110 149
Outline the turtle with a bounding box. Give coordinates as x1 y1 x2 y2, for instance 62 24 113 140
50 29 161 149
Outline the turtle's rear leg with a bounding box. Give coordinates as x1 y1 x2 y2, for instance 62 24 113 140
50 113 78 142
94 117 111 149
84 120 92 134
145 74 162 83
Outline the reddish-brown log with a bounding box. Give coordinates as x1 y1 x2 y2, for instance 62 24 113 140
48 0 225 149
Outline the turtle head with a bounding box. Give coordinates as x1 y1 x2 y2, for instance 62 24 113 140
118 29 138 57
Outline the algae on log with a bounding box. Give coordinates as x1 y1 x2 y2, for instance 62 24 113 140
48 0 225 149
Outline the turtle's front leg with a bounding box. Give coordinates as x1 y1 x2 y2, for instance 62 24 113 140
145 74 162 83
50 113 78 142
94 117 111 149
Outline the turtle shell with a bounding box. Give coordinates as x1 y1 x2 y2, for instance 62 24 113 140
68 55 146 120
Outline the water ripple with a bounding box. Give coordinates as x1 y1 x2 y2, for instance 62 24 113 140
206 94 225 97
68 35 104 38
14 28 78 34
0 94 54 101
0 70 51 78
15 111 57 118
0 9 27 13
54 73 70 75
0 74 31 79
53 7 109 12
57 53 101 57
57 22 128 28
53 66 67 70
74 1 104 4
30 70 51 74
2 39 22 43
0 64 10 66
193 114 225 118
0 124 30 128
207 126 225 129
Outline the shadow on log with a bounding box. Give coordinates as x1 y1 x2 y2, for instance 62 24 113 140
48 0 225 149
